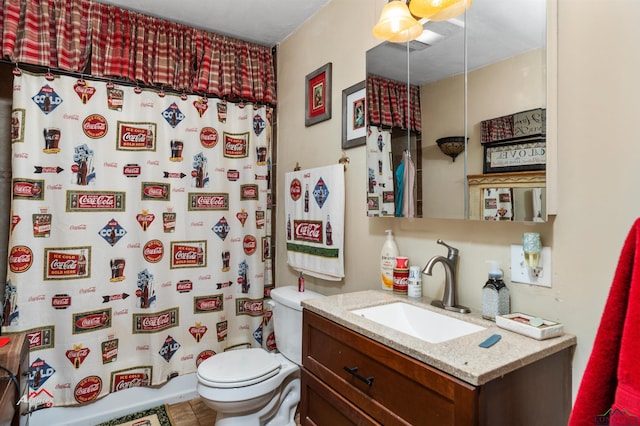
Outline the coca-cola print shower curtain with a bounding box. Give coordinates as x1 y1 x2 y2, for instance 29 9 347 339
5 70 272 408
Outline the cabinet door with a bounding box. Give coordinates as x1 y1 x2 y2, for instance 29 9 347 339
301 368 380 425
302 310 478 425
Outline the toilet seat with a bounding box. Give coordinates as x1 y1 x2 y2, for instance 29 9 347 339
198 348 281 388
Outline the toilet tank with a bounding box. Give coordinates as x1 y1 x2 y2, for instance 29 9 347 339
269 286 322 366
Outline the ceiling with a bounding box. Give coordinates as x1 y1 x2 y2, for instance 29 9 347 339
368 0 547 85
95 0 332 47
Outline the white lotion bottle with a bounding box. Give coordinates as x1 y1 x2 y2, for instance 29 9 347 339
380 230 399 290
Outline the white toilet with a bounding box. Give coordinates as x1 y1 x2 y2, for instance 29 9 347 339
196 286 322 425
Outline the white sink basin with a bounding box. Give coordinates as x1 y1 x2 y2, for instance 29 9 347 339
351 302 485 344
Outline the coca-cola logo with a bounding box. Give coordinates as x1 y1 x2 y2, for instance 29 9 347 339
143 239 164 263
196 350 215 367
236 210 248 226
45 248 89 279
191 193 228 210
13 180 43 199
74 311 110 332
27 328 54 350
241 184 258 200
193 98 209 117
223 133 248 158
237 299 264 316
74 82 96 103
123 164 141 177
112 372 150 392
189 324 208 341
9 245 33 273
65 347 90 366
119 124 148 148
82 114 108 139
289 178 302 201
74 376 102 403
143 184 168 199
294 221 323 244
52 294 71 308
133 309 178 332
176 280 193 292
194 295 223 313
171 243 201 268
74 193 118 209
200 127 218 148
243 235 257 255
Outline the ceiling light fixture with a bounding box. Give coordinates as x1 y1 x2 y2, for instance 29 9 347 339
409 0 472 21
372 1 423 43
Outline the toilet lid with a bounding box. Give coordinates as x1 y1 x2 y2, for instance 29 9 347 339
198 348 281 388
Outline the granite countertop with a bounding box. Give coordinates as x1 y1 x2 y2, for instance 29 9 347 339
301 290 577 386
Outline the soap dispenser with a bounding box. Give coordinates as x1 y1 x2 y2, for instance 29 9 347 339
482 260 510 321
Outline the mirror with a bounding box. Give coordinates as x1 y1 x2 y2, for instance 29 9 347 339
366 0 547 221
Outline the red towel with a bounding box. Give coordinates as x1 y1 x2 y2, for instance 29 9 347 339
569 218 640 425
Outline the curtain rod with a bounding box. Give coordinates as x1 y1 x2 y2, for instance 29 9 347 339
0 60 277 109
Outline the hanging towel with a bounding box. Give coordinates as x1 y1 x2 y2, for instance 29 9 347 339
402 151 416 218
569 218 640 425
285 164 344 281
394 158 405 217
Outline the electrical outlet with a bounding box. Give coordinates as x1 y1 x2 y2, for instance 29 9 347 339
510 244 552 287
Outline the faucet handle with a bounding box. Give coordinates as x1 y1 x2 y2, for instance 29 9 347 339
437 239 459 257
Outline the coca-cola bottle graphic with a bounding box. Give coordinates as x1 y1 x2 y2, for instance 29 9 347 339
326 215 333 246
304 184 309 213
78 249 87 275
287 214 292 240
43 95 51 113
197 243 204 265
77 160 88 185
146 125 154 149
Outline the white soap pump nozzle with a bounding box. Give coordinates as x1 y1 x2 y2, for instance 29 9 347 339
486 260 503 279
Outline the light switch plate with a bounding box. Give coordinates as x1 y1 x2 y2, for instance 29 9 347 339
510 244 552 287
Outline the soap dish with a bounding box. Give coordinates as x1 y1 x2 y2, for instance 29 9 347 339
496 312 564 340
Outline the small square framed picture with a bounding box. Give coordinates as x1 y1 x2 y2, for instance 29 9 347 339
341 81 366 149
305 63 332 126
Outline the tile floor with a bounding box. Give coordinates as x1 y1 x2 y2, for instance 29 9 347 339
166 398 301 425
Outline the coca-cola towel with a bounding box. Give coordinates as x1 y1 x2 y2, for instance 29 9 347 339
285 164 344 281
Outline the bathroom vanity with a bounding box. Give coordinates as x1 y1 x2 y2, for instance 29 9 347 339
300 291 576 425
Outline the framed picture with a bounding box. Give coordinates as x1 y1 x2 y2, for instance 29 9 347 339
305 63 332 126
342 81 366 149
483 138 546 174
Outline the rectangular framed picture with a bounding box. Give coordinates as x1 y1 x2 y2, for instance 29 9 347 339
342 81 366 149
483 138 546 174
305 63 332 126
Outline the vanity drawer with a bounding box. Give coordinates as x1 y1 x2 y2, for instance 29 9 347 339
302 310 477 426
301 367 379 425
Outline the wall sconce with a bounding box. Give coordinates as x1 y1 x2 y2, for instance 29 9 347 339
522 232 542 278
436 136 466 162
372 1 423 43
409 0 473 21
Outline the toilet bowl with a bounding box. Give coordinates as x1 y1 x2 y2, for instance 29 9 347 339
196 286 322 425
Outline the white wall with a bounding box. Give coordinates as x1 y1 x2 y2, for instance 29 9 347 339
276 0 640 400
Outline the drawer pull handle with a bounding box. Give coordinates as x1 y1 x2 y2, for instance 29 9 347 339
343 366 374 386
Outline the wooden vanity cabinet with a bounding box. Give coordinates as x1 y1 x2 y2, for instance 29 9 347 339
301 310 572 426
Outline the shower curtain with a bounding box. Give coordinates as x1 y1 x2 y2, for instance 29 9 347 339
366 126 394 217
4 71 272 408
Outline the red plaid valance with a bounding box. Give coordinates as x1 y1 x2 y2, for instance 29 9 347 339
0 0 277 104
367 74 421 132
